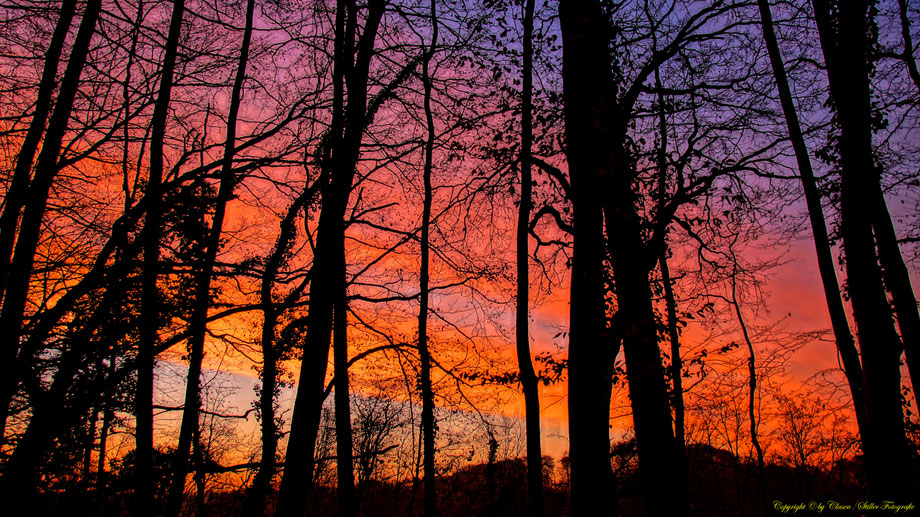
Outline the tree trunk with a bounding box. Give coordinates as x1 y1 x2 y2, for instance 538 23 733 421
97 349 116 495
138 0 187 514
812 0 911 502
654 67 685 455
870 187 920 406
193 432 208 516
560 1 684 514
165 0 254 513
82 402 100 492
517 1 545 516
756 0 868 441
275 238 335 517
242 179 320 517
276 2 384 515
333 254 356 517
275 0 345 505
730 267 768 509
604 190 683 516
0 0 76 310
558 2 616 515
896 0 920 95
0 0 97 440
419 1 439 516
654 68 689 507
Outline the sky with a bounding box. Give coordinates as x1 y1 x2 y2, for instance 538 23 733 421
144 217 920 465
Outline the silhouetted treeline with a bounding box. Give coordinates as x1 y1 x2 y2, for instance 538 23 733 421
1 0 919 515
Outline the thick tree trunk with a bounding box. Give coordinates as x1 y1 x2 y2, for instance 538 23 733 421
870 188 920 405
165 1 255 513
275 242 335 517
517 1 545 516
560 1 684 514
604 198 683 516
137 0 187 514
0 0 97 440
757 0 868 441
558 2 616 515
812 0 912 502
419 1 439 515
896 0 920 95
275 0 345 507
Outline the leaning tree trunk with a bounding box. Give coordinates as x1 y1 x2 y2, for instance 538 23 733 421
0 0 76 310
137 0 187 514
756 0 868 439
870 188 920 406
165 0 255 514
812 0 912 502
517 0 545 516
242 172 320 517
276 204 339 517
275 0 346 509
0 0 97 440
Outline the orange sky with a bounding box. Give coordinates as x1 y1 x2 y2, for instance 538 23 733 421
147 225 911 462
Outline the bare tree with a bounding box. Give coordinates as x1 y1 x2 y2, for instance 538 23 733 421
137 0 187 513
166 0 256 513
516 0 545 516
558 1 619 514
812 0 912 501
418 0 439 515
277 2 387 516
0 0 100 441
756 0 867 441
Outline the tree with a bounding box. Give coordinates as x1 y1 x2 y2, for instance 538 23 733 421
756 0 867 450
137 0 187 513
418 0 439 514
0 0 76 317
0 0 103 497
515 0 545 516
812 0 913 501
165 0 256 513
0 0 100 441
558 1 620 514
277 2 387 515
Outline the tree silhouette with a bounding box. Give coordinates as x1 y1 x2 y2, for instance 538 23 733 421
813 0 913 501
0 0 918 514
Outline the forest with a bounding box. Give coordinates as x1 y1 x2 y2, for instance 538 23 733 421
0 0 919 515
